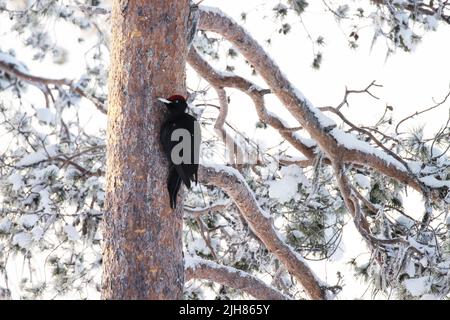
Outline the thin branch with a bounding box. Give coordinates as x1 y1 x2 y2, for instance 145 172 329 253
184 201 231 218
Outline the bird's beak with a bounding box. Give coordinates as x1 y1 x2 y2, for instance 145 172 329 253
157 97 171 104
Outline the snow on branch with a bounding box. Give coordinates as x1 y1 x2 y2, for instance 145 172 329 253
0 55 106 114
185 256 290 300
198 164 327 300
187 47 316 161
197 6 439 198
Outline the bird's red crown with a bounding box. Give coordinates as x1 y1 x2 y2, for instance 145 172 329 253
168 95 186 102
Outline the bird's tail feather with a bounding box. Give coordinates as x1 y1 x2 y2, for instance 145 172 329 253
168 166 182 209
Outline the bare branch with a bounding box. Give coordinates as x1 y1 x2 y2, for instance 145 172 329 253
213 86 244 165
184 201 231 218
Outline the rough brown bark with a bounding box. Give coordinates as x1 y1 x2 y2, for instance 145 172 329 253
102 0 189 299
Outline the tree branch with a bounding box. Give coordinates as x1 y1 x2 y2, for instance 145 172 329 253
198 164 327 300
188 47 315 161
197 6 439 200
0 59 106 114
185 257 290 300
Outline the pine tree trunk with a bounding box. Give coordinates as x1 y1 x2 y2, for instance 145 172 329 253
102 0 189 299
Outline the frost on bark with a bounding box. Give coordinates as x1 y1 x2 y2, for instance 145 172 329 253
102 0 189 299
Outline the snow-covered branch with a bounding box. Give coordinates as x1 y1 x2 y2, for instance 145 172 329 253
188 47 316 160
197 6 443 200
198 164 327 300
0 56 106 114
185 256 290 300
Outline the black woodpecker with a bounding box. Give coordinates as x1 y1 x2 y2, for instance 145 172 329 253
159 95 201 209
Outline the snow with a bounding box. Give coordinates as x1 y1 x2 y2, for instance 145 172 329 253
403 276 431 297
192 237 211 255
184 255 286 297
0 52 28 73
354 173 370 189
32 226 44 241
424 15 439 31
268 164 308 203
399 27 413 50
266 110 300 129
0 218 12 233
7 173 23 191
292 132 317 148
407 161 422 174
200 5 232 18
396 215 415 229
184 255 202 270
419 175 450 188
291 87 336 128
404 260 416 277
202 163 272 218
36 108 57 125
16 145 59 167
39 188 53 214
330 128 406 171
64 224 80 241
12 232 32 249
420 294 440 300
291 230 303 239
20 214 39 228
408 237 425 253
203 162 246 182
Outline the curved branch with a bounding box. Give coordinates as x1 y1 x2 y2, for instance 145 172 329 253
0 59 106 114
198 164 327 300
213 86 244 165
188 47 316 160
197 6 435 198
185 257 290 300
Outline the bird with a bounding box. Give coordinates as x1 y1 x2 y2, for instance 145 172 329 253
159 95 201 209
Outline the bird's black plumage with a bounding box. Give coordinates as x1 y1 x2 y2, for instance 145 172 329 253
160 95 201 209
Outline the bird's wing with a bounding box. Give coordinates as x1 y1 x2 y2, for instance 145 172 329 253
160 119 181 162
160 114 201 189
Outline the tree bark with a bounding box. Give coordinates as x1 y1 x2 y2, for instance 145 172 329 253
102 0 189 299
